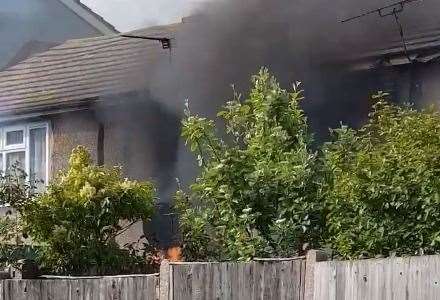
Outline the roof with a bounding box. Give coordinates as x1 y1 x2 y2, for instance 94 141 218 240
57 0 118 34
335 0 440 69
0 24 178 119
345 27 440 70
4 41 60 70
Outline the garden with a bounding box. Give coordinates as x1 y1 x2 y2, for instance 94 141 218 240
2 69 440 275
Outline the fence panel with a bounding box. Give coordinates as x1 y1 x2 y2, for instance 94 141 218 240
170 258 306 300
313 254 440 300
2 274 158 300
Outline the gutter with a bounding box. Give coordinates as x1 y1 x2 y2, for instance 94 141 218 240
342 29 440 70
0 106 90 124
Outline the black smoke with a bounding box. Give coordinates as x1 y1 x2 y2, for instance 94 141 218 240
129 0 439 247
149 0 433 117
144 0 434 189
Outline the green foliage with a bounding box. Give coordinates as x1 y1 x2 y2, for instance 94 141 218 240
0 166 38 269
0 165 35 209
0 215 37 269
176 69 323 261
323 92 440 259
19 146 156 275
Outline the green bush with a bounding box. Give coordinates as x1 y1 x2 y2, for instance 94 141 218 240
0 216 37 269
20 146 156 275
175 69 323 261
0 166 38 269
323 93 440 259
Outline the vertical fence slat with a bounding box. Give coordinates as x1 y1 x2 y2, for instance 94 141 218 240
203 263 212 300
221 263 232 300
172 264 192 300
191 264 204 300
253 261 264 300
238 262 253 300
230 263 240 300
212 263 222 300
159 260 171 300
143 276 154 300
280 261 291 300
0 280 4 300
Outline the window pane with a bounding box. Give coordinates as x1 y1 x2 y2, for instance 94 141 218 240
6 130 24 146
30 128 47 187
6 151 25 177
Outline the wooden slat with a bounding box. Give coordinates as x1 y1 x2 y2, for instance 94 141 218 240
253 261 264 299
191 263 204 300
212 263 222 300
172 264 192 300
238 262 254 300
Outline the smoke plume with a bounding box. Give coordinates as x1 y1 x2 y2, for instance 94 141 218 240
143 0 437 196
150 0 434 124
135 0 437 245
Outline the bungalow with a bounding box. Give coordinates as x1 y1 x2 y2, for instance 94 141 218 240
0 24 179 246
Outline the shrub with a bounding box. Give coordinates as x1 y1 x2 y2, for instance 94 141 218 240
175 69 323 261
0 166 38 269
0 216 37 269
19 146 156 275
323 93 440 259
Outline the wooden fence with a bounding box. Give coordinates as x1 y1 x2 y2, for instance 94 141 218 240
161 258 306 300
6 253 440 299
313 254 440 300
0 258 307 300
0 274 158 300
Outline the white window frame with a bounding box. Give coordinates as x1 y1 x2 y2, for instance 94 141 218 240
3 125 26 150
0 122 50 185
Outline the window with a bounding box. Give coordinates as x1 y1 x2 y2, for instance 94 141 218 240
0 123 49 189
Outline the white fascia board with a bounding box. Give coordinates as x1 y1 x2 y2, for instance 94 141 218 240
58 0 118 34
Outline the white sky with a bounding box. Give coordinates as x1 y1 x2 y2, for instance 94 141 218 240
81 0 202 32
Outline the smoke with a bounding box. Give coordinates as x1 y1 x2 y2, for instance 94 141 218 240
149 0 432 122
104 0 435 245
123 0 439 205
144 0 416 187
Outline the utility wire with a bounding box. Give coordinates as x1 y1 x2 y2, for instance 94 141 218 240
341 0 423 63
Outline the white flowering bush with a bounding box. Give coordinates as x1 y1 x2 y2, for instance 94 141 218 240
20 146 156 275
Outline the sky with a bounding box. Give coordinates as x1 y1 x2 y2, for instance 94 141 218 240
81 0 202 32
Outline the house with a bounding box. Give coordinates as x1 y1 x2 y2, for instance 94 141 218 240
0 23 180 246
0 1 439 248
0 0 116 69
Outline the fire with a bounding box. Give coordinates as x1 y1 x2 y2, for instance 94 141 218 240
166 246 182 262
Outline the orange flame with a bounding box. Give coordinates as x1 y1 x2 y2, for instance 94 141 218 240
166 246 182 262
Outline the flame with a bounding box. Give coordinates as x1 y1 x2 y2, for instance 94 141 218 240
166 246 182 262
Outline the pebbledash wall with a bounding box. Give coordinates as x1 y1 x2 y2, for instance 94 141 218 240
44 98 180 246
46 109 150 245
50 110 100 174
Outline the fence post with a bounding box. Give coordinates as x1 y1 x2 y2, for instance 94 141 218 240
159 260 171 300
304 250 328 300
